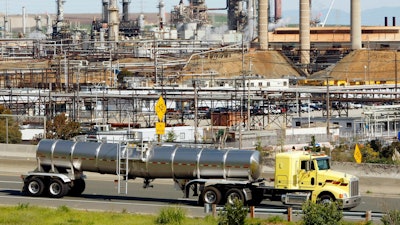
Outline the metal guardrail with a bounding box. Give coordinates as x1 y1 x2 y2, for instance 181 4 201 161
206 205 384 222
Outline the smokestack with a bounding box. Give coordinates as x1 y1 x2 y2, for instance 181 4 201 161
47 14 52 35
300 0 310 72
258 0 269 50
3 16 9 38
158 0 166 30
275 0 282 21
122 0 130 22
35 16 42 31
246 0 255 41
22 6 26 35
351 0 362 50
102 0 109 23
57 0 65 22
108 0 119 41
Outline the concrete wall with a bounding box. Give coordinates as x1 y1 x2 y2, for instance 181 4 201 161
0 143 36 160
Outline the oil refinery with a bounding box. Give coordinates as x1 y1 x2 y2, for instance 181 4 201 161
1 0 400 147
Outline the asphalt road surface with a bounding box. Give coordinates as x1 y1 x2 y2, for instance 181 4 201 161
0 158 399 220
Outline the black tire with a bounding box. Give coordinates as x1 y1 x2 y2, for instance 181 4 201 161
247 189 264 206
48 179 69 198
69 179 86 196
24 177 45 197
225 188 245 205
201 186 222 205
318 194 335 204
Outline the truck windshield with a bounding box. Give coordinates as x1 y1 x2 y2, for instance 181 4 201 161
316 158 330 170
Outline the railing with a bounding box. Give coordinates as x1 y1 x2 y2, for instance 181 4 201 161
204 204 384 222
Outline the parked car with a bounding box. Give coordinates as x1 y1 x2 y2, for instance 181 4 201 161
300 104 314 112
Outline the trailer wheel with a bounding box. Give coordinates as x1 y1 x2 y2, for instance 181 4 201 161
48 179 69 198
201 186 222 205
24 177 45 197
69 179 86 196
225 188 244 205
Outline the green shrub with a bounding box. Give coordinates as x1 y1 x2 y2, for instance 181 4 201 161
155 206 186 224
57 205 70 213
16 203 30 210
218 199 248 225
301 200 343 225
381 209 400 225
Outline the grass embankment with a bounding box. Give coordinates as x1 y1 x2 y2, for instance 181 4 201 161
0 204 221 225
0 203 375 225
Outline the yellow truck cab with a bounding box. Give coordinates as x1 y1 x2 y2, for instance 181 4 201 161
274 151 361 209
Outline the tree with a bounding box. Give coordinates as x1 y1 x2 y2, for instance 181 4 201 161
116 68 133 89
165 130 177 142
0 106 22 144
46 113 80 140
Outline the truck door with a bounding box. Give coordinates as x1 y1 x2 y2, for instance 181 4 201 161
298 160 317 189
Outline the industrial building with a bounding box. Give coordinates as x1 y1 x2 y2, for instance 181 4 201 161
1 0 400 146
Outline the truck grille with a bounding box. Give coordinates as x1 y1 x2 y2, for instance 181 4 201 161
350 179 359 197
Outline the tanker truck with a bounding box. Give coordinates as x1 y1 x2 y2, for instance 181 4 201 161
21 139 361 209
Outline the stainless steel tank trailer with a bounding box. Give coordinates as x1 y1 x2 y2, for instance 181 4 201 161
21 139 264 205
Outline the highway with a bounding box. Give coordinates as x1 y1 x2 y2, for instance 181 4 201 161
0 158 399 220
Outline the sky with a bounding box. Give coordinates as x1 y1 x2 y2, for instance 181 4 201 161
2 0 400 15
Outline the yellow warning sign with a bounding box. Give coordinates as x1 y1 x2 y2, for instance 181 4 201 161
354 144 362 164
156 122 165 135
155 96 167 121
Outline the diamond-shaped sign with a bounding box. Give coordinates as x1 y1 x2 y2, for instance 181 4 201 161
155 96 166 121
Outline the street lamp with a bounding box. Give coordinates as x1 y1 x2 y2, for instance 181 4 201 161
324 75 333 139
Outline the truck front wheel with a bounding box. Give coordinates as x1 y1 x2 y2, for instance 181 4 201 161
24 177 45 197
318 194 335 204
201 186 222 205
48 179 70 198
225 188 244 205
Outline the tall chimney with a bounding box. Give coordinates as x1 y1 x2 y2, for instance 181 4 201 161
57 0 65 22
35 16 42 31
3 16 9 38
22 6 26 35
246 0 255 41
274 0 282 21
122 0 130 22
351 0 362 50
108 0 119 41
47 14 52 35
300 0 310 72
102 0 109 23
258 0 269 50
158 0 166 29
